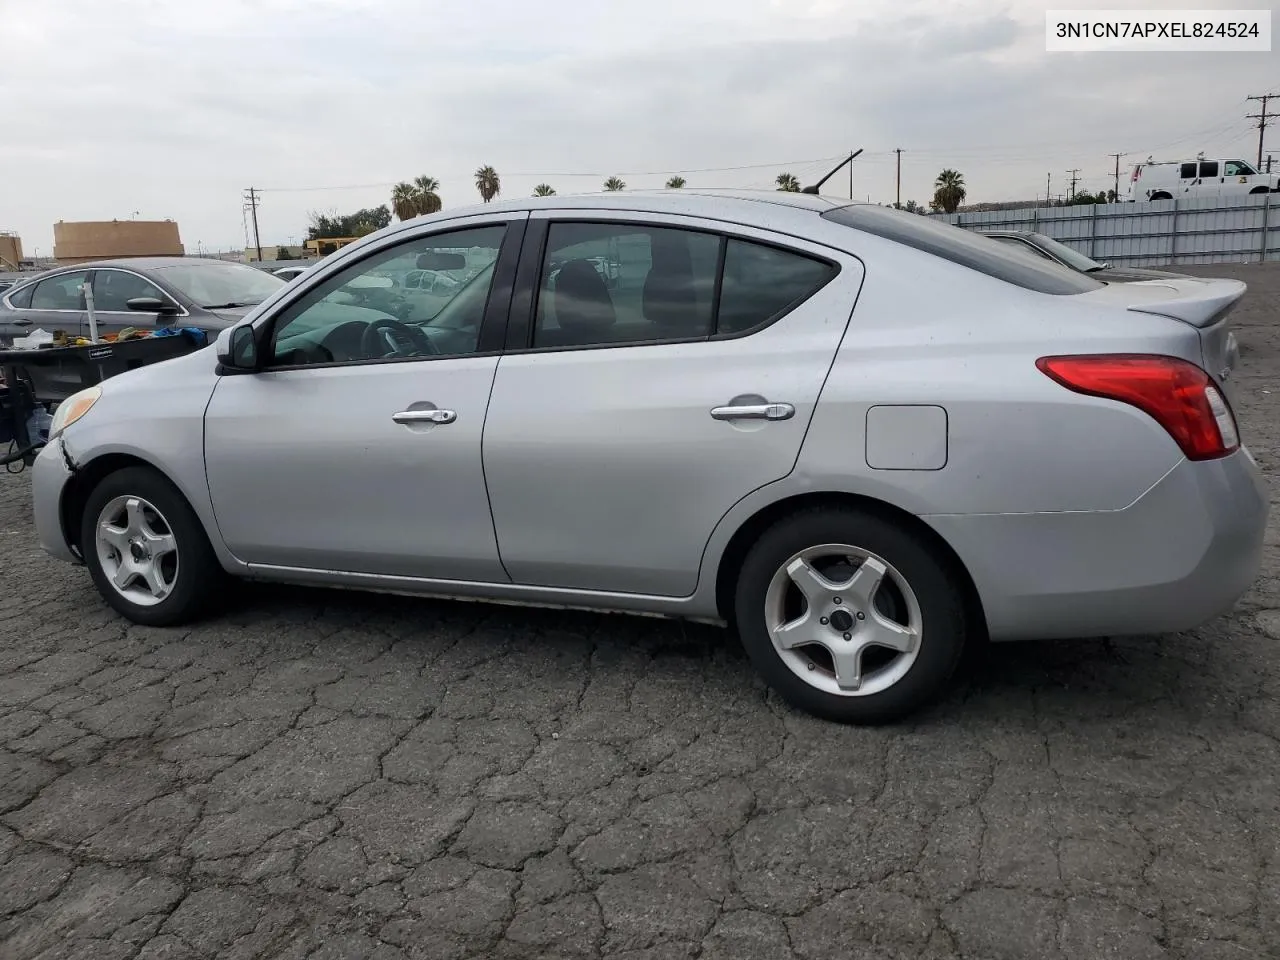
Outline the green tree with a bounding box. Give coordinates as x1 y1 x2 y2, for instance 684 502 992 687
307 206 391 240
475 165 501 203
603 176 626 191
391 182 417 222
932 169 966 213
275 245 295 260
533 183 556 196
902 199 924 214
776 172 801 192
665 175 686 188
413 176 442 215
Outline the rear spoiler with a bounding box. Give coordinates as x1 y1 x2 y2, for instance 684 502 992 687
1122 277 1246 329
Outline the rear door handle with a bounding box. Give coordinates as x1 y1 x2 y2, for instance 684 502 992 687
392 408 456 425
12 319 31 327
710 402 795 421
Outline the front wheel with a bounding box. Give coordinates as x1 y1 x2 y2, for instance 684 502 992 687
80 466 224 627
733 507 971 724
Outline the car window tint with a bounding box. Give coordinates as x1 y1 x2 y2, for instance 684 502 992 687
269 225 506 367
1180 163 1197 178
30 271 88 310
717 239 835 335
1199 161 1219 178
821 205 1103 295
533 223 719 348
92 270 166 312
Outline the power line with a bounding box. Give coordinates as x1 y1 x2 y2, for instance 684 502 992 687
256 156 847 194
1065 168 1081 201
1108 153 1124 201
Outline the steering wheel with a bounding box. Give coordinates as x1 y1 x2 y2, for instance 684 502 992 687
359 316 439 359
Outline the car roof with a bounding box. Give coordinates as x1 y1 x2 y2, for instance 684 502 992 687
378 189 853 238
57 256 247 272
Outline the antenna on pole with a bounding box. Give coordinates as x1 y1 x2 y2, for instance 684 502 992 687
801 150 864 195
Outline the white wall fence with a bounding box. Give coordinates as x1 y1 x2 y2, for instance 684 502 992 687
930 193 1280 267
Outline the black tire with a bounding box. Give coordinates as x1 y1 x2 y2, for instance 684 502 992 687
80 466 225 627
733 507 970 724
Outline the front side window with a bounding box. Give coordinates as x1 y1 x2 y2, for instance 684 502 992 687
269 225 506 367
534 223 719 348
92 270 167 312
30 271 89 310
1224 160 1256 177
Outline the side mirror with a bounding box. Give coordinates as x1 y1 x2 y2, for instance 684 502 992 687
126 296 180 315
216 324 258 371
417 251 466 271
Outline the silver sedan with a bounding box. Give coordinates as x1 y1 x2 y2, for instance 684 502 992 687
28 191 1268 723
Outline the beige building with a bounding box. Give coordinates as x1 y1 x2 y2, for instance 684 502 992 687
0 232 22 270
53 219 183 263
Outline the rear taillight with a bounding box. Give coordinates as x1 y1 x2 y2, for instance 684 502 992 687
1036 354 1239 461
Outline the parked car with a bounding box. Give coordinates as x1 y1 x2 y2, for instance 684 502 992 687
272 265 310 282
1127 157 1279 202
28 192 1267 723
978 230 1189 283
0 257 286 344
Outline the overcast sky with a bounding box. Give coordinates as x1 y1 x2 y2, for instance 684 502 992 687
1 0 1275 255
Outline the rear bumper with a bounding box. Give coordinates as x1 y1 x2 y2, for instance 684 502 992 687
927 447 1269 641
31 436 79 564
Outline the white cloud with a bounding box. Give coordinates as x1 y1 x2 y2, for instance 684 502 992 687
1 0 1275 253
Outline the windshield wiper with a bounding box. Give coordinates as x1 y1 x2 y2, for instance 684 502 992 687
202 300 260 309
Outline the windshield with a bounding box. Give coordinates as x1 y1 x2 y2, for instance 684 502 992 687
1027 233 1104 272
152 262 286 308
821 205 1103 295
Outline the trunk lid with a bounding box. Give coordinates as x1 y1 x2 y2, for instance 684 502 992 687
1075 276 1246 406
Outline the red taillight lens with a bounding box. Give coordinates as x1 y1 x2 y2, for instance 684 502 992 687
1036 354 1239 461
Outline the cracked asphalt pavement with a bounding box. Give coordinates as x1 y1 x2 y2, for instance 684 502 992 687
2 262 1279 960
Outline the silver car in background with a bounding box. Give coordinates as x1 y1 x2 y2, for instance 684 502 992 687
27 191 1267 723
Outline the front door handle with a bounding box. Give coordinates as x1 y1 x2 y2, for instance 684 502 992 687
393 408 456 425
12 319 32 327
710 402 795 422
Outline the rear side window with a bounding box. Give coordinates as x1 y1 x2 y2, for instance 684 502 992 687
7 282 33 308
821 205 1102 296
1180 163 1198 178
1199 161 1219 178
718 240 835 334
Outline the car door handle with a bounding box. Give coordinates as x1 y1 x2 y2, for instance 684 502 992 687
710 402 795 421
393 408 456 425
12 319 31 327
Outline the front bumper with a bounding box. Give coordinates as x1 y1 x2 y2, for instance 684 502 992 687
927 447 1270 641
31 436 79 564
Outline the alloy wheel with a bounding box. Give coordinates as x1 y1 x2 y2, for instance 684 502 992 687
94 495 180 607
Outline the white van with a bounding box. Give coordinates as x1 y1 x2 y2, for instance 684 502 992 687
1128 157 1279 201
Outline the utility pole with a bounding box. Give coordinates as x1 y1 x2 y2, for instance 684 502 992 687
1108 153 1123 202
1247 94 1275 168
894 148 903 208
1066 168 1081 201
243 187 263 262
1045 172 1052 208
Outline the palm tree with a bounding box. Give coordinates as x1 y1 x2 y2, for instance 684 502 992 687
776 173 801 192
533 184 556 197
413 176 442 215
391 182 418 222
932 169 966 214
475 166 501 203
603 177 626 191
665 176 686 189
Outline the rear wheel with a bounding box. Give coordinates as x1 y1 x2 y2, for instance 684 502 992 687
80 466 224 627
733 507 970 724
